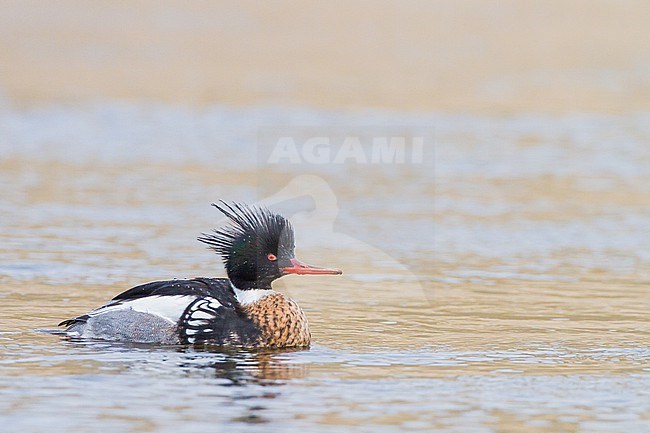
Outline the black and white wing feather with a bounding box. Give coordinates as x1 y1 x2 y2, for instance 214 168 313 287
59 277 236 328
179 297 261 346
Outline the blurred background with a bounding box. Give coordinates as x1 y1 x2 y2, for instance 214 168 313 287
1 2 650 433
1 0 648 112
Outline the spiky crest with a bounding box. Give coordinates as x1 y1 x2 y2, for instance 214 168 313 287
198 201 295 288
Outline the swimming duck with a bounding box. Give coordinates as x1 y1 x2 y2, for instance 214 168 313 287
59 202 342 348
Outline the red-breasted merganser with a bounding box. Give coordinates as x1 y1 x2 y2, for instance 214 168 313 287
59 202 342 348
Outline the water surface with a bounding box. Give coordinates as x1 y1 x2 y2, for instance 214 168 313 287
1 104 649 432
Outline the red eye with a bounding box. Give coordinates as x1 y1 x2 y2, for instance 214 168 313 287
267 253 277 261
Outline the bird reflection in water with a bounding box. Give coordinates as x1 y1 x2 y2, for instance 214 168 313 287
177 347 310 424
178 346 310 386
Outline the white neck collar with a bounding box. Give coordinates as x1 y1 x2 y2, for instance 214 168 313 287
232 284 275 306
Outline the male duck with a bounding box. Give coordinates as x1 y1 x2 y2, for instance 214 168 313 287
59 202 342 348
